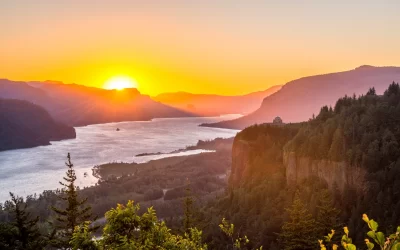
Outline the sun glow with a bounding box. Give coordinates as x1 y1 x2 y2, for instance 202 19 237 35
104 76 138 90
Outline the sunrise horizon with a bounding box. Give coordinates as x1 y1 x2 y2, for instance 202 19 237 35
3 63 400 96
2 1 400 96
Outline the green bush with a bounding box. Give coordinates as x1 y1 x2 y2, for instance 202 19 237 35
319 214 400 250
71 200 207 250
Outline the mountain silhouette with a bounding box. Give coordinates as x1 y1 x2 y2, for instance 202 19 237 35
154 85 282 116
203 66 400 129
0 79 192 126
0 99 76 151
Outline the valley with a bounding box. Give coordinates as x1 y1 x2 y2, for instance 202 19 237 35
2 78 400 249
0 116 239 201
2 2 400 248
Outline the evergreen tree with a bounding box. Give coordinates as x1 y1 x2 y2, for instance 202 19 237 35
8 192 45 249
328 127 345 161
315 189 341 244
366 87 376 96
384 81 400 96
0 222 17 249
183 180 194 232
278 191 319 250
51 153 96 248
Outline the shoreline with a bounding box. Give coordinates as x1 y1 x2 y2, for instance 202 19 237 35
92 137 234 181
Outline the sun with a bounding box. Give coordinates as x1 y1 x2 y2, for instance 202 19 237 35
104 76 138 90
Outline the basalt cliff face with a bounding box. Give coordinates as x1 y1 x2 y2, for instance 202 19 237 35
230 139 252 188
283 151 366 194
231 136 367 194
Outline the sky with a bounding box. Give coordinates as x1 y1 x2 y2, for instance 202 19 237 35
1 0 400 96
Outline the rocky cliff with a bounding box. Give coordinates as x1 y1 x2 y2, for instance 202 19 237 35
283 151 366 194
230 139 252 188
230 124 299 188
231 130 367 194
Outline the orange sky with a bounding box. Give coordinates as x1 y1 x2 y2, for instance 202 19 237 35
1 1 400 96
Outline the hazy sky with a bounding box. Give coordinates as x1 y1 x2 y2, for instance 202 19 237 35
1 0 399 95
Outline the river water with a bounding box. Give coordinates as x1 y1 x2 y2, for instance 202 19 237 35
0 115 240 201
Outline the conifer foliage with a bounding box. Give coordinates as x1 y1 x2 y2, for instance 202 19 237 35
316 189 342 244
51 153 96 248
9 193 42 249
3 193 45 249
183 180 194 232
278 191 319 250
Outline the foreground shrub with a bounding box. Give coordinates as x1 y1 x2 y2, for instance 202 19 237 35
319 214 400 250
71 200 207 250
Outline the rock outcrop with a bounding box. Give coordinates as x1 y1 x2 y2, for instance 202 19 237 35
230 139 252 188
231 135 367 194
283 151 366 194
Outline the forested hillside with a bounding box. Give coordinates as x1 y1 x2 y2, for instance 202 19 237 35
203 82 400 249
0 99 76 151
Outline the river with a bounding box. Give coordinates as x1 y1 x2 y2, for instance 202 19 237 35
0 115 240 201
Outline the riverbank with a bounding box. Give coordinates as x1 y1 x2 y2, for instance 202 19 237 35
93 137 233 181
84 137 234 218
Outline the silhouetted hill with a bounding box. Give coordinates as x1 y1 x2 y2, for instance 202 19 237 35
0 79 192 126
203 66 400 129
154 85 282 116
0 99 76 151
0 79 63 111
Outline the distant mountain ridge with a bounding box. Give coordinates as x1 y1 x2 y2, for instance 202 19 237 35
153 85 282 116
0 99 76 151
203 65 400 129
0 79 192 126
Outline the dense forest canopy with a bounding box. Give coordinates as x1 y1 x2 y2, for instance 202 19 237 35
204 82 400 249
